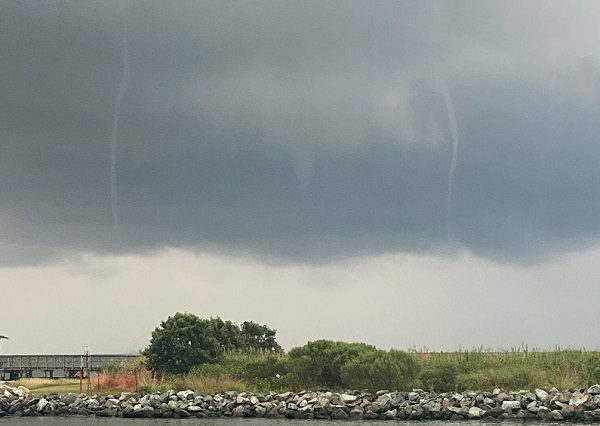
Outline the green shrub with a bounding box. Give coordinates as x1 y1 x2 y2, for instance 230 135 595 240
418 362 458 392
585 354 600 385
218 352 290 391
239 356 288 380
340 349 419 391
189 362 230 378
288 340 377 388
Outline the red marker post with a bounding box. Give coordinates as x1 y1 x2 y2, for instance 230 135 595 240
75 370 83 393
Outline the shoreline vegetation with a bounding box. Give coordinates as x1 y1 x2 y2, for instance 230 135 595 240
147 347 600 396
136 313 600 394
4 313 600 420
12 347 600 397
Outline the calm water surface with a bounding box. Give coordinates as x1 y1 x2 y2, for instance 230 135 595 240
0 419 565 425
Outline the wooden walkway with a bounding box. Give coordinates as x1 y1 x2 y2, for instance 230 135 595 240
0 354 137 380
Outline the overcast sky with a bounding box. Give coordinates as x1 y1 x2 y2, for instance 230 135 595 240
1 0 600 354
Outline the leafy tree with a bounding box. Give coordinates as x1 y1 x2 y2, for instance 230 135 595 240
206 317 243 351
240 321 282 352
144 313 221 374
288 340 377 388
144 313 282 374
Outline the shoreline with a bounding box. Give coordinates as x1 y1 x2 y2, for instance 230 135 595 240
1 384 600 420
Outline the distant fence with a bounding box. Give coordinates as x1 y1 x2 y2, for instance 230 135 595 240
89 371 141 392
0 354 138 380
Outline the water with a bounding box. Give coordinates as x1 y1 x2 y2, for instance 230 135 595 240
2 419 561 426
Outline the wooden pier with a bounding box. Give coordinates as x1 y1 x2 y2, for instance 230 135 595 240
0 354 138 380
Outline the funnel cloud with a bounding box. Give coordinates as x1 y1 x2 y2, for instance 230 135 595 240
110 4 129 234
439 81 459 229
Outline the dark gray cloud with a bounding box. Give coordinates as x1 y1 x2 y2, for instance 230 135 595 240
2 0 600 265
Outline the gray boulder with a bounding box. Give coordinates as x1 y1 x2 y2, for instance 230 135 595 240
535 388 549 402
36 398 48 413
232 405 246 417
588 385 600 395
468 406 486 419
502 400 522 412
332 409 348 419
570 391 589 406
383 409 397 419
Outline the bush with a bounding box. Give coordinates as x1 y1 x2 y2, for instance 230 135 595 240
237 355 288 381
418 362 458 392
288 340 377 388
237 356 289 390
585 354 600 385
214 351 289 390
340 349 420 391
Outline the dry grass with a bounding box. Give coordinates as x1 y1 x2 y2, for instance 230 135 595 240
15 378 62 388
15 374 146 396
14 378 81 396
161 373 248 394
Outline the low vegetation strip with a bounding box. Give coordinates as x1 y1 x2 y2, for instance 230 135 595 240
2 383 600 420
11 347 600 396
140 314 600 393
145 347 600 394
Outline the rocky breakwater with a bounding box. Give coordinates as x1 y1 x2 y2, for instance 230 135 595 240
2 384 600 420
0 383 31 416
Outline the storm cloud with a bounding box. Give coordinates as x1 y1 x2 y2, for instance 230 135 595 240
2 0 600 265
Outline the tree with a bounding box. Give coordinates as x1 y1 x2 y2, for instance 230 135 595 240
240 321 282 352
144 313 282 374
144 312 221 374
206 317 243 351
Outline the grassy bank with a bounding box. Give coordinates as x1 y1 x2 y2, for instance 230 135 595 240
14 346 600 396
118 346 600 394
207 350 600 392
417 348 600 391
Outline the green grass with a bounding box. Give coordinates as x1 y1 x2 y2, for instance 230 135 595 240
411 347 600 391
150 348 600 393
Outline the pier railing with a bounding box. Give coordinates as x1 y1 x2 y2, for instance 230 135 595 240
0 354 138 380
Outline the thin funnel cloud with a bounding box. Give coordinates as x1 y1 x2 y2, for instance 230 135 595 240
110 6 129 234
439 81 459 228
